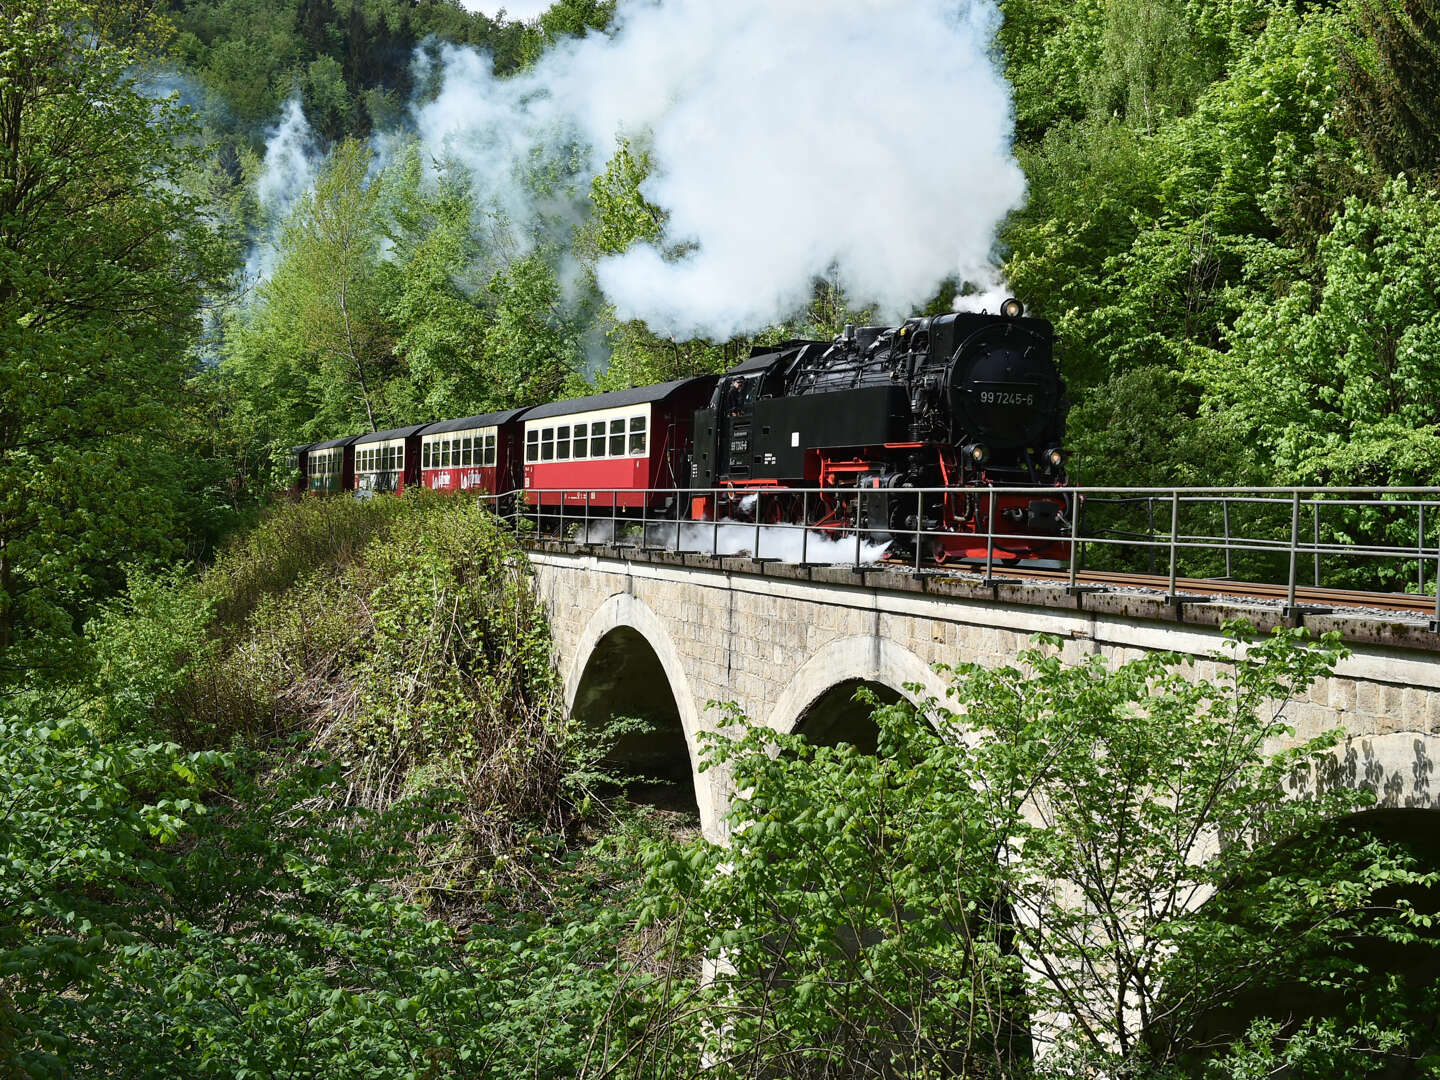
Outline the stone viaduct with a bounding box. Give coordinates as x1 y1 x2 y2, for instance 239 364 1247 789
526 541 1440 843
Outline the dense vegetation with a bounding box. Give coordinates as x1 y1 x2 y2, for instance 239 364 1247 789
6 496 1437 1075
4 0 1440 1075
185 0 1440 496
998 0 1440 490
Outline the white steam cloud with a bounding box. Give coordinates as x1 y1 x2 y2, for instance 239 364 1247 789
581 519 893 565
412 0 1025 338
248 97 321 284
246 0 1025 334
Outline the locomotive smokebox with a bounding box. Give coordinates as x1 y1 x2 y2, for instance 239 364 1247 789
944 315 1064 451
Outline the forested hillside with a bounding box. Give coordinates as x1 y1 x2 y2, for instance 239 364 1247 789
4 0 1440 1075
168 0 1440 496
998 0 1440 491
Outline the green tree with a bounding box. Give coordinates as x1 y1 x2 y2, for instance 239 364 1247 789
250 138 394 433
1204 176 1440 489
482 253 586 406
638 627 1440 1077
1340 0 1440 181
0 0 223 684
376 144 494 419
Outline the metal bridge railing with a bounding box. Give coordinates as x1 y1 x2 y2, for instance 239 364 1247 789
472 484 1440 627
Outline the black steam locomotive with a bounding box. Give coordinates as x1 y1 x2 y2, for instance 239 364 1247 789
687 301 1070 562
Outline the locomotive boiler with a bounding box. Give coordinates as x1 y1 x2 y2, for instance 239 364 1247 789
687 301 1070 562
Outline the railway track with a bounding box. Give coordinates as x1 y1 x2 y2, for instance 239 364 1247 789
988 566 1434 616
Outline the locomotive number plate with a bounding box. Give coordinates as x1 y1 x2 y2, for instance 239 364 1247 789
980 391 1036 406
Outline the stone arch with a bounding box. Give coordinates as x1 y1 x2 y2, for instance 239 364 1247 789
565 592 722 837
769 634 952 740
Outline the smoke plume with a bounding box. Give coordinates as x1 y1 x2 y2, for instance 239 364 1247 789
581 519 893 565
245 0 1025 334
413 0 1025 338
248 97 321 284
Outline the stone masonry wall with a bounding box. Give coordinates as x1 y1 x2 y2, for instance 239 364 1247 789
528 546 1440 839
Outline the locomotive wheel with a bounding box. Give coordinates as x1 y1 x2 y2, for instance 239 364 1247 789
931 540 949 565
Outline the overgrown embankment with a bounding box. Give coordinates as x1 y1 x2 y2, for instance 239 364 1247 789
7 496 1440 1079
90 492 570 861
2 494 692 1079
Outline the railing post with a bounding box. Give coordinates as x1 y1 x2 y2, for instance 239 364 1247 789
1286 490 1301 616
712 490 720 558
1147 497 1157 575
984 488 996 583
1312 500 1321 587
755 491 763 561
914 489 924 572
801 490 809 565
1068 491 1080 591
1223 498 1232 579
1419 503 1426 595
584 490 590 546
1167 489 1180 601
853 495 863 569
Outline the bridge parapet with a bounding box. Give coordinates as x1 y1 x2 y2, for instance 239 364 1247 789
529 542 1440 843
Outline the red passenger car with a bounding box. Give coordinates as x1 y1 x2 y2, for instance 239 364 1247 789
353 425 426 496
521 377 717 512
419 408 531 497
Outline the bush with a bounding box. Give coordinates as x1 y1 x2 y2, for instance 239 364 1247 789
628 624 1440 1078
87 492 567 871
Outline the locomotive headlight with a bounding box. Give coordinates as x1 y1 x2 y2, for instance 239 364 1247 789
1000 297 1025 319
964 442 990 465
1046 446 1066 468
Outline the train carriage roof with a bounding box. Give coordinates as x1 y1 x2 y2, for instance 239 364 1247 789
422 407 532 435
521 376 718 422
310 434 365 451
353 424 428 446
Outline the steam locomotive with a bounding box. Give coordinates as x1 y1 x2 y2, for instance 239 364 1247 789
292 300 1071 564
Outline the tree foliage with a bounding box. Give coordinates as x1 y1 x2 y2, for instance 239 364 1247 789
636 627 1440 1078
165 0 529 141
0 0 225 685
1340 0 1440 181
